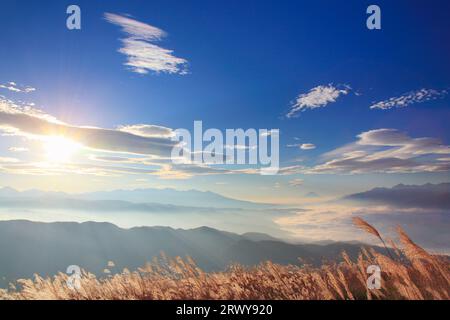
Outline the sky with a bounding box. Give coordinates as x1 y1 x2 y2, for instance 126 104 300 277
0 0 449 248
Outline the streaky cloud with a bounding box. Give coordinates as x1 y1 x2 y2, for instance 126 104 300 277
370 88 447 110
0 98 178 157
304 128 450 174
0 82 35 93
104 13 188 75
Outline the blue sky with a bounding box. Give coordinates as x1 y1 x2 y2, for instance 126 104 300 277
0 0 449 204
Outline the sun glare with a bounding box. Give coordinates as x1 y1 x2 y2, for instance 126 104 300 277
44 136 81 163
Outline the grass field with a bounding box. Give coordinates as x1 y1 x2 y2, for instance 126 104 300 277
1 218 448 300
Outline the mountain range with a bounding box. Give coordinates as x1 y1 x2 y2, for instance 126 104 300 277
0 220 374 288
0 186 300 240
0 187 276 209
342 183 450 209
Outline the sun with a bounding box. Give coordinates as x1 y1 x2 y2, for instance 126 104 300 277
44 136 81 163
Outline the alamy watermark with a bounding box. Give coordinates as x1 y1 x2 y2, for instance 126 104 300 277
366 265 381 289
366 5 381 30
66 5 81 30
171 121 280 175
66 265 82 290
65 5 380 31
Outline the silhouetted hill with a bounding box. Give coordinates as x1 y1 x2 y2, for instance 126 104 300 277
342 183 450 209
0 220 373 287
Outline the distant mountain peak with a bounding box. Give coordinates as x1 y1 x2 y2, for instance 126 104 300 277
343 182 450 209
0 186 17 192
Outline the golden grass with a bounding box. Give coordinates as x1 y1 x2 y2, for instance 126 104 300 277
1 218 449 300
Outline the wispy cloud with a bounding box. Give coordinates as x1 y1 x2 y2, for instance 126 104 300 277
0 82 35 93
104 13 188 75
370 88 448 110
305 129 450 174
118 124 175 138
0 161 161 177
288 178 303 187
300 143 316 150
276 165 305 175
0 98 178 157
287 84 351 118
286 142 316 150
0 98 280 179
0 157 19 163
8 147 28 152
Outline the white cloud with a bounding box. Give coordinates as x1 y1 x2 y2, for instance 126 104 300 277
276 165 305 175
306 129 450 174
117 124 174 138
300 143 316 150
287 84 351 118
0 98 323 179
0 157 19 163
287 143 316 150
0 98 178 158
0 99 278 179
104 13 188 75
0 161 161 177
0 82 35 93
370 88 447 110
8 147 28 152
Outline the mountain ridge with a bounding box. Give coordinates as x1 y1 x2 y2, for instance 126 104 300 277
0 186 278 209
342 182 450 209
0 219 376 288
